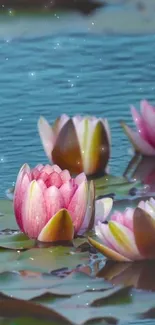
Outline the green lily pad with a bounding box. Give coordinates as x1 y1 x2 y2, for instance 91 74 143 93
39 285 133 324
11 246 89 273
0 249 19 273
0 271 112 300
0 233 35 250
94 175 129 188
43 271 112 296
73 237 88 248
47 288 155 325
0 272 60 290
0 200 18 231
96 181 141 198
94 174 142 198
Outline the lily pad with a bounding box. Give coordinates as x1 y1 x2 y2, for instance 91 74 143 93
48 288 155 325
93 174 142 199
0 317 66 325
0 233 35 250
94 175 129 188
0 271 112 300
43 271 112 296
0 249 19 273
0 200 18 231
96 181 142 198
11 246 90 273
0 297 71 324
0 272 60 290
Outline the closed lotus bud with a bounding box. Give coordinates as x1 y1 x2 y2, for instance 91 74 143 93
38 115 110 176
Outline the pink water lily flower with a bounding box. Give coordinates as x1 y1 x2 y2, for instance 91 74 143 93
38 114 110 176
88 197 155 261
121 100 155 156
13 163 112 242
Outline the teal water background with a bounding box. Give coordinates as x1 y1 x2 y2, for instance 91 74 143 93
0 31 155 197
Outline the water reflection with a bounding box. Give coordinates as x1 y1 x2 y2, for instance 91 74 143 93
124 154 155 194
97 260 155 291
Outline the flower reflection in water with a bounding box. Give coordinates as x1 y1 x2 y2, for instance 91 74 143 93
97 259 155 291
124 154 155 195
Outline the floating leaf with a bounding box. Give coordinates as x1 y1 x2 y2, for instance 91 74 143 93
94 175 129 188
11 246 89 273
90 286 132 307
49 289 155 325
0 200 18 231
0 317 66 325
0 233 35 250
94 174 142 198
73 237 88 248
0 297 71 324
0 270 112 300
0 272 60 290
44 271 112 296
96 182 141 198
0 249 19 273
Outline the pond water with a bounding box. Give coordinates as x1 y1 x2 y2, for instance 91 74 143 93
1 32 155 197
1 2 155 325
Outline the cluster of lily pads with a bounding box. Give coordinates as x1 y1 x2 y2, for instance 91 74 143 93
5 99 155 263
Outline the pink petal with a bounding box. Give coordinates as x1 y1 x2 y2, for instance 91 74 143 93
109 221 141 260
31 168 40 180
44 186 64 221
38 171 49 183
138 200 145 210
141 100 155 147
41 164 59 175
59 180 78 208
95 197 113 224
122 123 155 155
37 179 47 192
72 115 83 128
95 222 116 250
74 172 87 185
58 114 70 131
131 105 148 141
35 164 44 171
79 180 95 234
60 170 71 183
31 164 44 180
68 180 88 234
100 222 140 260
50 164 62 174
141 99 155 114
38 117 55 161
123 208 134 231
101 118 111 147
45 171 62 188
22 180 47 238
13 164 31 231
111 211 124 224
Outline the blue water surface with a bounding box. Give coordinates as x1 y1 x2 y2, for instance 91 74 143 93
0 30 155 197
